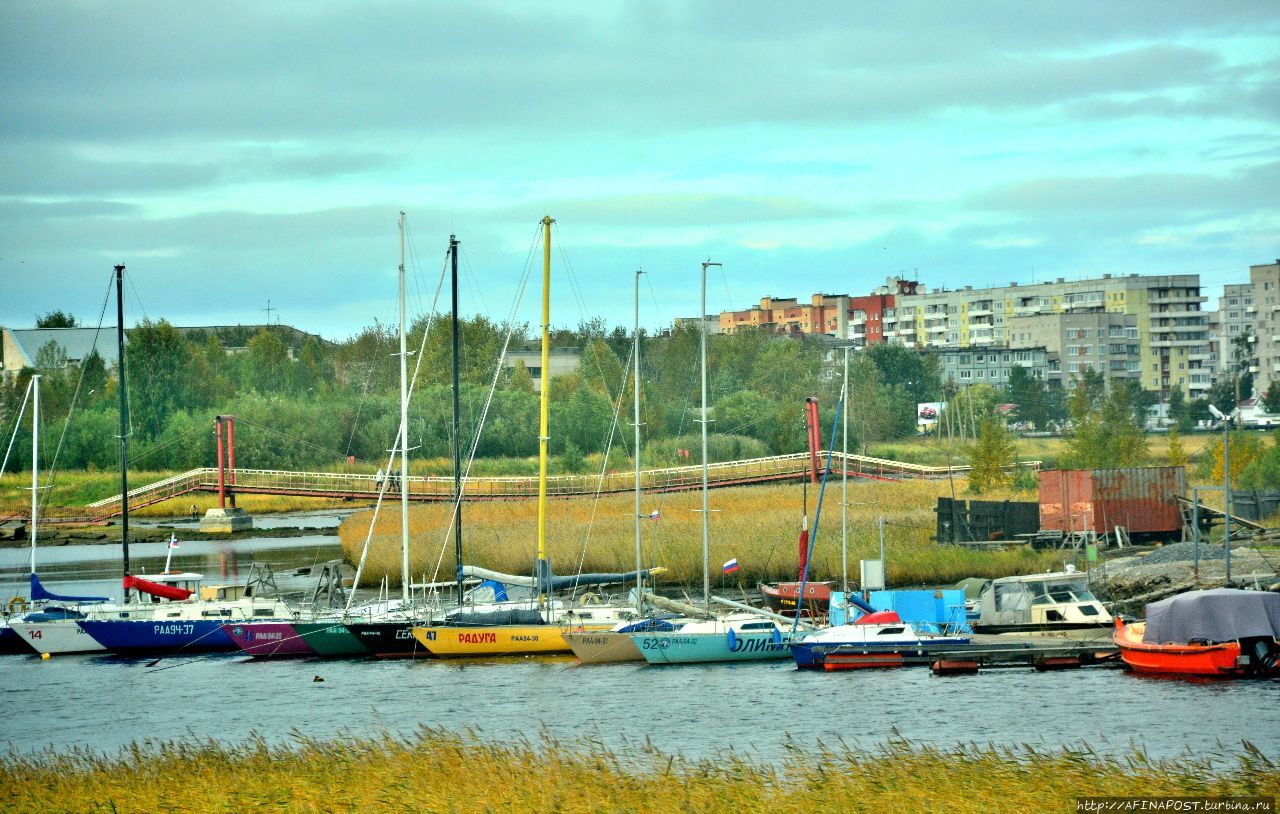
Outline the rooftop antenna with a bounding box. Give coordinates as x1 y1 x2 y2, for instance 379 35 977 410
262 299 277 326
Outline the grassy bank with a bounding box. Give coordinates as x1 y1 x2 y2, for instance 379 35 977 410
2 731 1273 814
339 478 1065 589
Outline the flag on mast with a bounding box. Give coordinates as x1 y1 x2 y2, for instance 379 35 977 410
722 558 739 574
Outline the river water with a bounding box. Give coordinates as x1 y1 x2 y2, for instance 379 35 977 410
2 521 1278 762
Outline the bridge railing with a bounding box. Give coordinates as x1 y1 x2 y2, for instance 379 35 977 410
82 454 1040 513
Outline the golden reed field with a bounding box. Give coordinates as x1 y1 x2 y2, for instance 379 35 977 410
339 479 1064 590
2 731 1274 814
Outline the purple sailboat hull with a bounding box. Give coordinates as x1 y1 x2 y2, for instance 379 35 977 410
222 622 314 658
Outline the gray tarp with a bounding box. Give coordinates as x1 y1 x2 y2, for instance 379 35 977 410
1143 589 1280 644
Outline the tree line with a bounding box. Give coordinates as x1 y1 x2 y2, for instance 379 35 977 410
4 310 1275 486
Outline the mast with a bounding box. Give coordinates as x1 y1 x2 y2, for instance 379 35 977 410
29 375 39 577
841 346 849 594
699 259 720 610
537 215 553 607
450 234 464 605
398 213 410 604
633 270 643 611
115 264 131 601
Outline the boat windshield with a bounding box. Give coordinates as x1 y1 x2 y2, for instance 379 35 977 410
1027 578 1096 605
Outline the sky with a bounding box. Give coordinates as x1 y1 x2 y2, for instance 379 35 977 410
1 1 1278 341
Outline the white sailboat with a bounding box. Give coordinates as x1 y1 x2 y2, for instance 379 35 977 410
630 261 796 665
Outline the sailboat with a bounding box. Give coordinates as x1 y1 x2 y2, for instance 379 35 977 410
224 213 424 660
13 267 298 657
1 375 110 654
564 271 671 663
412 217 655 658
629 261 797 665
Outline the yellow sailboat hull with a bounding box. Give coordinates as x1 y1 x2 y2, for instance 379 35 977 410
412 624 613 657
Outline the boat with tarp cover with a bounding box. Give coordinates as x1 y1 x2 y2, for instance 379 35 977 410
1115 588 1280 678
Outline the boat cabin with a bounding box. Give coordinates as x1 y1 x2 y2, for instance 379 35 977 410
977 569 1112 632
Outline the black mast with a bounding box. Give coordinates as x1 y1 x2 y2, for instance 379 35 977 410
114 264 130 600
450 236 463 605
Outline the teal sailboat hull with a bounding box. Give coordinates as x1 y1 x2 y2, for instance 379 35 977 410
632 629 793 665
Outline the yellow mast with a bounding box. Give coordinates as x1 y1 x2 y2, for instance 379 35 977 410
537 215 553 607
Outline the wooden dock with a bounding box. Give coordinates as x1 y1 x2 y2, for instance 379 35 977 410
823 631 1120 672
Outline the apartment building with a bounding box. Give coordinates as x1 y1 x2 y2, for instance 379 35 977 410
1217 282 1256 376
1008 312 1140 386
935 346 1052 388
717 279 919 346
882 273 1209 396
1252 260 1280 396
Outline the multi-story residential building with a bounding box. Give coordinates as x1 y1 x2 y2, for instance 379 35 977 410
1252 259 1280 397
935 346 1053 388
1217 282 1256 377
718 279 919 346
882 273 1209 396
1008 312 1140 387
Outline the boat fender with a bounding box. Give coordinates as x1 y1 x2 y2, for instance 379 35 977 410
6 596 26 615
771 627 782 645
726 629 737 651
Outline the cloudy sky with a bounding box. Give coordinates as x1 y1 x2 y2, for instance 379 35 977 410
2 2 1277 340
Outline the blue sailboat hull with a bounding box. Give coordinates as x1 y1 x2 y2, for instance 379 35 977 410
77 620 237 655
634 630 792 664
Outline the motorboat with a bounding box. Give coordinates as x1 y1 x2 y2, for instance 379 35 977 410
1115 588 1280 678
974 567 1112 633
790 610 971 669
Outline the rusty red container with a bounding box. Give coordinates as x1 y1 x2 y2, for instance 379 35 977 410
1038 467 1186 536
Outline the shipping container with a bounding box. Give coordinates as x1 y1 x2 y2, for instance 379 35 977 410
1038 467 1187 538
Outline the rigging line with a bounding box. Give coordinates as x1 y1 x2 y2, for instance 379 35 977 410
426 224 540 589
459 244 490 320
39 270 116 513
231 416 352 462
0 378 33 478
568 342 635 591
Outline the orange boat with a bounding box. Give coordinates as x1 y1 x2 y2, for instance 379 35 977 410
1114 589 1280 679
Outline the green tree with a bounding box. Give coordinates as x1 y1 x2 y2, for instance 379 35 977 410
1166 386 1189 431
1261 381 1280 415
1064 373 1148 468
245 329 290 394
1007 365 1050 430
125 319 189 439
35 310 77 328
967 414 1015 494
1166 426 1188 468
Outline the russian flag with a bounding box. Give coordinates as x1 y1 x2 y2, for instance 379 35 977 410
168 536 180 549
722 558 739 574
647 510 661 521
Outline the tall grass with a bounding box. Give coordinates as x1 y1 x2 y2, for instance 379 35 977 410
339 479 1064 589
1 729 1274 814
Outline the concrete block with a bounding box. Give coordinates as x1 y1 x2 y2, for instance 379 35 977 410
200 507 253 533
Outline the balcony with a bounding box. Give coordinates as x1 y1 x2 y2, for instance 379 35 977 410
968 308 992 317
1151 293 1208 304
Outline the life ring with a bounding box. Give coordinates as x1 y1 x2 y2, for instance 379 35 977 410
579 592 601 606
7 596 27 615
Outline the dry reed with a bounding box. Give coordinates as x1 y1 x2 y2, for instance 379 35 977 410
339 479 1065 589
1 729 1273 814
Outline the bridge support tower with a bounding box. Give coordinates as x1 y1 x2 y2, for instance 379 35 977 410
200 414 253 533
